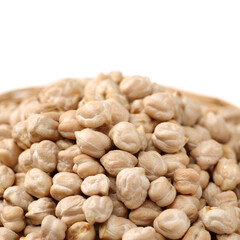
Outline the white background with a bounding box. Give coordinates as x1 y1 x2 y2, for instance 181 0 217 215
0 0 240 106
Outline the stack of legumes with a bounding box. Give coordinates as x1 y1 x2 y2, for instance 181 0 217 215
0 72 240 240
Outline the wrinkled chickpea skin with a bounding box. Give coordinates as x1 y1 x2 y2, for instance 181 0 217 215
1 71 240 239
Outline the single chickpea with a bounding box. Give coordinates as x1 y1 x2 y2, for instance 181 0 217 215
109 122 141 154
99 215 137 240
153 209 190 239
66 221 96 240
182 225 211 240
173 168 200 195
0 227 19 240
0 124 12 140
50 172 82 201
129 113 154 133
1 205 26 232
116 167 150 209
138 151 168 181
148 176 176 207
82 196 113 224
216 233 240 240
25 197 56 225
41 215 67 240
215 190 238 207
202 182 221 207
55 195 86 227
109 193 129 218
14 173 26 187
20 232 42 240
0 165 15 197
17 149 34 173
24 225 41 236
75 128 111 158
109 71 123 83
199 170 210 189
56 139 74 150
130 99 144 114
152 122 187 153
100 150 138 177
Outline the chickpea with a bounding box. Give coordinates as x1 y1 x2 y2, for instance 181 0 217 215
109 193 129 218
0 165 15 197
183 225 211 240
130 99 144 114
215 191 238 207
18 149 34 173
20 232 42 240
0 227 19 240
116 167 150 209
56 138 74 150
0 124 12 140
216 233 240 240
129 113 154 133
14 173 26 187
202 182 221 207
24 225 41 236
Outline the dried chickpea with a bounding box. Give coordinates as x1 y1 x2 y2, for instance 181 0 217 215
25 197 56 225
199 205 238 234
100 150 138 176
24 225 41 235
82 195 113 224
1 205 26 232
99 215 137 240
0 124 12 140
199 170 210 189
190 139 223 170
0 227 19 240
148 176 176 207
109 122 141 154
50 172 82 201
55 195 86 227
129 200 161 226
0 138 22 168
129 113 154 133
116 167 150 209
173 168 200 195
130 99 144 113
0 165 15 197
108 71 123 83
3 186 34 211
109 193 129 218
41 215 67 240
153 209 190 239
119 75 152 101
15 173 25 187
20 232 42 240
216 233 240 240
138 151 167 181
75 128 111 158
66 221 96 240
17 149 34 173
152 122 187 153
31 140 58 173
81 174 110 196
202 182 221 207
0 200 4 227
145 133 159 151
57 144 81 172
215 190 238 207
56 139 74 150
182 225 211 240
143 92 175 121
73 154 105 178
24 168 52 198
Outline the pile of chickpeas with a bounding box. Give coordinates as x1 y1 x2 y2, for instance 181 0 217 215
0 72 240 240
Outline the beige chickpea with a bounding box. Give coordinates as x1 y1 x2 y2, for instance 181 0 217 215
100 150 138 176
23 225 41 236
12 120 32 149
152 122 187 153
130 99 144 113
3 186 34 211
202 182 221 207
66 221 96 240
82 195 113 224
145 133 159 151
190 139 223 170
136 125 148 151
184 125 211 151
25 197 56 225
81 174 110 196
138 151 167 181
148 176 176 207
116 167 150 209
50 172 82 201
143 92 175 121
168 195 200 222
73 154 105 178
15 173 26 187
222 144 237 162
213 158 240 191
0 124 12 140
0 200 4 227
199 170 210 189
215 191 238 207
108 175 117 193
216 233 240 240
173 168 200 195
199 205 238 234
95 79 120 99
99 215 137 240
162 148 190 177
105 98 129 125
31 140 58 173
154 209 190 239
129 200 161 226
56 139 74 150
26 114 60 143
24 168 52 198
39 78 83 110
55 195 86 227
18 149 34 173
58 110 83 139
58 144 81 172
109 71 123 83
1 205 26 232
129 113 154 133
41 215 67 240
20 232 42 240
0 165 15 197
109 122 141 154
0 138 22 168
75 128 111 158
119 75 152 101
0 227 19 240
76 100 111 128
182 225 211 240
109 193 129 218
106 92 130 111
199 111 230 143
